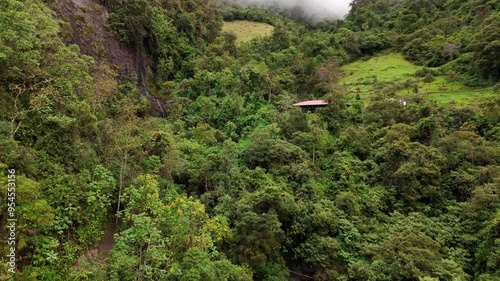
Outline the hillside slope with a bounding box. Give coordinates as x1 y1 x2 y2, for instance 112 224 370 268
222 20 274 43
0 0 499 280
341 53 496 104
54 0 137 77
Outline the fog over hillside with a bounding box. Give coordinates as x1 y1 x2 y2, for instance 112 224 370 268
235 0 352 20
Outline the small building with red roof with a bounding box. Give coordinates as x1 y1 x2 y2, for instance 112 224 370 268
293 100 328 112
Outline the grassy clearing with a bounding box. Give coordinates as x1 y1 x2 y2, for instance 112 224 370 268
341 53 420 84
340 53 495 105
425 88 495 105
222 20 274 44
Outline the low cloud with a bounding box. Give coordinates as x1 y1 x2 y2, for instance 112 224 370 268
235 0 352 20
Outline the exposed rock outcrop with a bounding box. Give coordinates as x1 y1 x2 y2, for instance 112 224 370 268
52 0 166 117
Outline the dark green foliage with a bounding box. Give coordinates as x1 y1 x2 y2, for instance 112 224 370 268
344 0 500 84
470 12 500 80
1 0 499 280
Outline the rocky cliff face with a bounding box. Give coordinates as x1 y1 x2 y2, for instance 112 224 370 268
52 0 166 117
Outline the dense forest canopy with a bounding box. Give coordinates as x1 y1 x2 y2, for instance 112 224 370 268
0 0 499 280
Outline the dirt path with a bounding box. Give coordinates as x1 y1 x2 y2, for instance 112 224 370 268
98 221 116 258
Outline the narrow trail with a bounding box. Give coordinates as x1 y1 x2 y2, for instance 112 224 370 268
81 221 116 261
98 221 116 258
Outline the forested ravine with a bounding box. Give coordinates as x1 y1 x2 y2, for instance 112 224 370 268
0 0 499 280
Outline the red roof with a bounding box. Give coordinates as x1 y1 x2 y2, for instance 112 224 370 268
293 100 328 107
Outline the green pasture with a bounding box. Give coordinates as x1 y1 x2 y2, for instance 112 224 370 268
340 53 496 105
222 20 275 44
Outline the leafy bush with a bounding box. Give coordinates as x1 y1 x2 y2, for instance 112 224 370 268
414 68 439 77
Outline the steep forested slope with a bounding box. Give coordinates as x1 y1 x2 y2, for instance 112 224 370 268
0 0 499 280
344 0 499 81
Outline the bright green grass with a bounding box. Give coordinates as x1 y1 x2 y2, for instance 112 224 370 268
340 53 495 105
425 87 495 105
222 20 274 44
341 53 421 84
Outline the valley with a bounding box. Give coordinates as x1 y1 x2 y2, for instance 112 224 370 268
0 0 499 280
